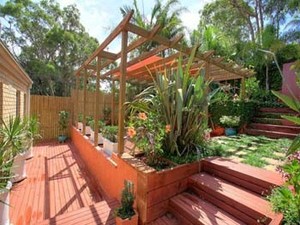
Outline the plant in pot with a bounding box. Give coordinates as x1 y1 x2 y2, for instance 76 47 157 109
0 140 13 225
23 116 41 159
85 116 93 136
0 117 27 183
102 125 118 155
90 119 105 145
58 111 70 143
115 180 138 225
220 115 240 136
77 113 83 131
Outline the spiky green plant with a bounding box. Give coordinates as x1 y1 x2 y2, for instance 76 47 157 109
127 46 210 157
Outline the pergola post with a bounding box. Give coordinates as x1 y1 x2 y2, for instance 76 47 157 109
118 31 128 155
240 77 246 100
111 80 115 125
94 57 101 146
74 75 79 126
82 68 88 135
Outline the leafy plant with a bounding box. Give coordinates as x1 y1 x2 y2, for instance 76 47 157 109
127 112 166 165
115 180 135 220
0 117 26 155
268 153 300 224
127 47 210 158
0 141 13 191
103 107 111 124
89 119 105 133
102 126 118 143
78 113 83 122
58 111 70 136
220 115 240 127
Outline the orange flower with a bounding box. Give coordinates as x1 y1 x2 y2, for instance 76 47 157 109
165 124 171 133
127 127 136 138
138 112 147 120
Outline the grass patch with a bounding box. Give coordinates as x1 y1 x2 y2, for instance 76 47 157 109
207 134 291 169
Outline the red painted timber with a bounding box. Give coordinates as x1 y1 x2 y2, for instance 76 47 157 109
249 123 300 134
189 173 280 223
169 192 245 225
202 157 284 193
10 141 107 225
259 107 298 114
245 128 297 139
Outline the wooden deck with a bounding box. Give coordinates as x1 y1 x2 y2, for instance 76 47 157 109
10 141 117 225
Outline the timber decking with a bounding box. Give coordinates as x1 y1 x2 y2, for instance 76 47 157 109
10 141 117 225
168 157 283 225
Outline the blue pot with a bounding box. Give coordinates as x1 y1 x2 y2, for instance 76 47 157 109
225 128 237 136
58 135 67 143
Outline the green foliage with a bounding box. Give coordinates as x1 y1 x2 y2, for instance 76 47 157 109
89 119 105 133
0 0 98 96
58 111 69 135
209 100 256 126
0 117 27 154
127 50 209 159
0 141 13 191
102 126 118 143
268 157 300 225
115 180 135 219
127 112 166 165
244 77 260 99
103 107 111 124
220 115 240 128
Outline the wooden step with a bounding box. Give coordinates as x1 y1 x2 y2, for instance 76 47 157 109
37 199 118 225
256 112 299 119
248 123 300 134
150 213 180 225
253 117 297 126
169 192 245 225
245 128 297 139
188 173 282 224
259 107 298 114
201 157 284 195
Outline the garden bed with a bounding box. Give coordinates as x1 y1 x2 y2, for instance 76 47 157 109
71 126 201 224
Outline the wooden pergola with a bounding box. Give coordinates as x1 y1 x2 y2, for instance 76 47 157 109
74 11 255 155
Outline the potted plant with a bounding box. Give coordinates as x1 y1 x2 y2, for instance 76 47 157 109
0 141 13 225
77 113 83 131
23 116 41 159
102 125 118 155
85 116 93 136
0 117 27 183
58 110 69 143
90 120 105 145
115 180 138 225
220 115 240 136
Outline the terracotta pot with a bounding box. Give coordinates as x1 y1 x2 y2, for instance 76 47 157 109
211 126 224 136
116 212 138 225
0 181 12 225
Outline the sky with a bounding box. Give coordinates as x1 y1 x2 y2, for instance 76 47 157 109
0 0 213 45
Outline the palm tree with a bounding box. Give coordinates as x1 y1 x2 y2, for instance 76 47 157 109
120 0 186 54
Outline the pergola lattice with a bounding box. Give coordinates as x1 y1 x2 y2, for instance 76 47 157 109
74 11 255 155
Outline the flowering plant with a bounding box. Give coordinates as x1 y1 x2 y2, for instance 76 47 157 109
127 112 167 165
220 115 240 127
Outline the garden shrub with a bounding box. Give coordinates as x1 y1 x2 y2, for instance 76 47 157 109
209 100 256 127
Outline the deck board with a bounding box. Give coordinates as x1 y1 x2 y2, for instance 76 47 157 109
10 141 110 225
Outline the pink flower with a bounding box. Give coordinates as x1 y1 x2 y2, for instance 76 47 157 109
127 127 136 138
138 113 147 120
165 124 171 133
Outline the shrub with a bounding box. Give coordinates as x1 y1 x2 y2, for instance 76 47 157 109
220 116 240 127
115 180 135 219
102 126 118 142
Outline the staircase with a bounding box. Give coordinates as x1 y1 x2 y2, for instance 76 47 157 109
164 157 283 225
245 107 300 139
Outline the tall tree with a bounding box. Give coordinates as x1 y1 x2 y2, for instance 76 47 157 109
0 0 98 96
120 0 186 55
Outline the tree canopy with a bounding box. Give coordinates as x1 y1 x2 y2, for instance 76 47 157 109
0 0 98 96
